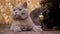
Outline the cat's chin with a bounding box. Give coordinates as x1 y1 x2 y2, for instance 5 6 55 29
12 16 28 20
20 16 28 20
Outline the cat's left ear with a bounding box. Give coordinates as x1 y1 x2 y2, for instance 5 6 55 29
23 2 27 8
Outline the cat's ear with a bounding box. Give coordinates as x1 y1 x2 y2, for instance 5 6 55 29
23 2 27 8
12 4 16 8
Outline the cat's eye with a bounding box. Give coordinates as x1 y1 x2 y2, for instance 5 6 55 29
19 9 22 11
13 9 15 11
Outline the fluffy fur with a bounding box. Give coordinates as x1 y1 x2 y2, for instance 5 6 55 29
10 2 42 32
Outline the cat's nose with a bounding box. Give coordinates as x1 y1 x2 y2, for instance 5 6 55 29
21 13 25 15
15 12 17 15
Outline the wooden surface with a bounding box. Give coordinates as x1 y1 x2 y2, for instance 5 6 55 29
43 31 60 34
0 27 60 34
0 25 60 34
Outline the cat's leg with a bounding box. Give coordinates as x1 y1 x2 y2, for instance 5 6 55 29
10 25 22 32
32 26 42 32
13 26 22 32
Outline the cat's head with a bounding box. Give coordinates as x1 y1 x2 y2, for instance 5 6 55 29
11 2 28 20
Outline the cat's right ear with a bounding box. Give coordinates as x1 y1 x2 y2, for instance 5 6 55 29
11 4 15 13
12 4 16 8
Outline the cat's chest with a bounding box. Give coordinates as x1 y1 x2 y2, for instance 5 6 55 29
12 20 28 26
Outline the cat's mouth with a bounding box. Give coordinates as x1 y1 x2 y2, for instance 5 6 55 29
13 13 28 20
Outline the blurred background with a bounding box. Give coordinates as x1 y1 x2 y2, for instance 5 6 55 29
0 0 40 24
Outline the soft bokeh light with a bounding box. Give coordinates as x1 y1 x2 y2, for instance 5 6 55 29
0 0 40 24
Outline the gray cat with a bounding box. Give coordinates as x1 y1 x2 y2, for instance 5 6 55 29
10 2 42 32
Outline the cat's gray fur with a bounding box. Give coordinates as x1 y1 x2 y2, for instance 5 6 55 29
10 2 42 32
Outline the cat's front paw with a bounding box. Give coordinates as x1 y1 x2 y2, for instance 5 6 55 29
10 26 22 32
13 28 22 32
32 26 42 32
